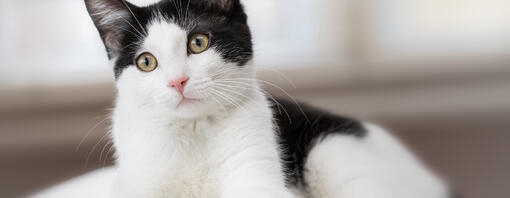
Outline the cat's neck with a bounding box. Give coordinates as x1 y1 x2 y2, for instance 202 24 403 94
110 88 270 168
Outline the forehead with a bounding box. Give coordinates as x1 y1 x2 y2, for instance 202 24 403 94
143 20 188 58
114 1 224 67
113 0 252 78
129 0 233 40
144 21 187 44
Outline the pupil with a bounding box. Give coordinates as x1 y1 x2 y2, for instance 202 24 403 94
195 38 202 47
143 57 149 66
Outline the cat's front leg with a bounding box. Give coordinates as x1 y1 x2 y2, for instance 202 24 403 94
219 162 296 198
218 141 295 198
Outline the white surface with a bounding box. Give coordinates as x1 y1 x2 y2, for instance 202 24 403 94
30 167 116 198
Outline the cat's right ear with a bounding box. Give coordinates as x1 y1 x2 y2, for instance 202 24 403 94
85 0 140 59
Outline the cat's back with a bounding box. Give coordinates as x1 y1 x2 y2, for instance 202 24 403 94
271 98 449 198
270 98 367 185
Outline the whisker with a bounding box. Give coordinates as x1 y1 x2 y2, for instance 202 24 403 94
101 9 146 39
76 115 109 152
209 88 246 112
213 81 293 123
109 23 145 41
120 0 147 35
256 67 297 90
99 141 113 167
185 0 191 28
212 84 255 103
202 90 228 114
104 145 116 166
215 78 309 123
207 89 234 111
85 131 110 167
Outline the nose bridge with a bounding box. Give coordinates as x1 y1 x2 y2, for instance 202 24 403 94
162 26 188 80
173 32 188 57
164 55 186 80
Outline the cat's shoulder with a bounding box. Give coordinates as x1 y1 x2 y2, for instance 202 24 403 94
269 97 368 185
269 97 367 138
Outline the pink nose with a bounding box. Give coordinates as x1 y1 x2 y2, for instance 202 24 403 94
168 76 189 95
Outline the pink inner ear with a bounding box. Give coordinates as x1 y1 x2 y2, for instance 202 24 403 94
105 34 121 52
85 0 136 57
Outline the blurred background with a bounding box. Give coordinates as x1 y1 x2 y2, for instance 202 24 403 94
1 0 509 197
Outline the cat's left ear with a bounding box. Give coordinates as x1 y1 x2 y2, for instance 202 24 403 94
85 0 141 59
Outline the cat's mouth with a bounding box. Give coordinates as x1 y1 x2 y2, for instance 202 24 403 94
176 97 201 108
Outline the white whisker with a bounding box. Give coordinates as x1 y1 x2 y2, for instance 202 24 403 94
120 0 147 35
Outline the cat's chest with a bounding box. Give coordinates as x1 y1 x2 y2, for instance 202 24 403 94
116 119 228 197
119 156 221 198
155 159 221 198
155 142 228 197
115 116 224 160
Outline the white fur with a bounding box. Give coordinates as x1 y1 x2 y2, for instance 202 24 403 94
304 123 448 198
31 13 448 198
109 20 292 198
30 123 449 198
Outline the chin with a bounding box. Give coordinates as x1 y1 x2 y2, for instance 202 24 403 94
168 100 213 119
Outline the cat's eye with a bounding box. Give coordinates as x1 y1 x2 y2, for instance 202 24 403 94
188 33 210 54
135 52 158 72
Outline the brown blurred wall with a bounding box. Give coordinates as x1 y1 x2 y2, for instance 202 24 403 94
1 68 510 198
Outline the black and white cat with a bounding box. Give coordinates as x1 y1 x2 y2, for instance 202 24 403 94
33 0 449 197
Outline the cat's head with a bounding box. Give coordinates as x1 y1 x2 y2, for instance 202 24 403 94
85 0 254 118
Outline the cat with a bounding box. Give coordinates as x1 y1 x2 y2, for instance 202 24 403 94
32 0 450 197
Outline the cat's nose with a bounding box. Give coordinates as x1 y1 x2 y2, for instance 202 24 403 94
168 76 189 95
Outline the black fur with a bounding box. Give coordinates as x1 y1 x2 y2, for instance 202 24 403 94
85 0 253 78
270 98 367 186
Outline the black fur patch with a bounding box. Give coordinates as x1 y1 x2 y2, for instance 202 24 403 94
85 0 253 78
270 98 367 186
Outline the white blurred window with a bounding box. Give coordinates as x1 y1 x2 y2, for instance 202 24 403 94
243 0 347 68
0 0 347 87
367 0 510 62
0 0 509 87
0 0 111 87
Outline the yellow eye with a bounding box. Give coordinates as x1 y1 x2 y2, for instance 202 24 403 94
188 33 210 54
135 52 158 72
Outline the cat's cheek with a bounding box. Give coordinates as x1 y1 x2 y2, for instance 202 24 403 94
116 67 164 106
116 67 142 102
